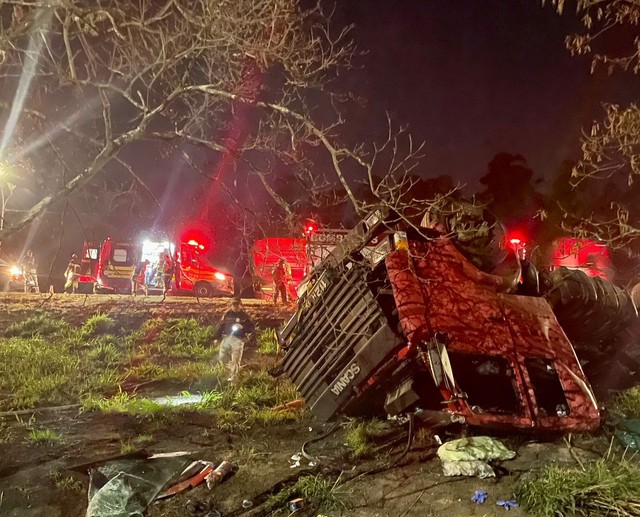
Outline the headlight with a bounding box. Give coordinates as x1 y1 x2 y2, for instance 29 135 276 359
10 265 21 276
214 272 226 281
393 232 408 251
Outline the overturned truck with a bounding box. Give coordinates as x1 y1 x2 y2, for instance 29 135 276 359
277 210 639 432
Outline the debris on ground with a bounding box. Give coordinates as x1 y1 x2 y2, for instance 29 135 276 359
438 436 516 462
289 451 317 469
497 499 519 511
437 436 516 478
290 453 302 468
84 452 234 517
288 497 305 513
204 460 234 489
86 455 192 517
272 399 305 412
157 460 214 499
471 490 488 504
614 418 640 450
152 393 204 406
441 459 496 478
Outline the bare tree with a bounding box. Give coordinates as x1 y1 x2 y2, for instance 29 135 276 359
547 0 640 249
0 0 357 241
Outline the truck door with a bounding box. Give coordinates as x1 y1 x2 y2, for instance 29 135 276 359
80 242 99 281
177 245 196 288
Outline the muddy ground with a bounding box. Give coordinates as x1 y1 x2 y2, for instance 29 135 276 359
0 293 605 516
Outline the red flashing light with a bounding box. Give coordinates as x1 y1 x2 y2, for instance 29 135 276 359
507 231 527 251
304 221 317 236
186 239 206 250
180 224 214 252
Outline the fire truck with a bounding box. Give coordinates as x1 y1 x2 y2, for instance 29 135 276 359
78 242 100 293
306 227 351 269
78 238 234 297
551 237 612 280
250 237 307 299
78 237 137 294
250 224 354 299
164 239 234 297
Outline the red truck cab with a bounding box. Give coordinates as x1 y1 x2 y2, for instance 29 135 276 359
279 211 602 432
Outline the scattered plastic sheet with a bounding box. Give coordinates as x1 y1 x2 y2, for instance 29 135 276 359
615 418 640 451
151 394 204 407
85 453 235 517
437 436 515 478
86 456 192 517
442 459 496 478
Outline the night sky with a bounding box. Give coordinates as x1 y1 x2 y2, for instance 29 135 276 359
3 0 637 282
331 0 632 189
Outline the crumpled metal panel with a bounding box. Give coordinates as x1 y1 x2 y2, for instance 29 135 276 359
385 237 600 431
279 261 403 421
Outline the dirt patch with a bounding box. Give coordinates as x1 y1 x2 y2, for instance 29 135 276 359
0 292 291 329
0 408 604 516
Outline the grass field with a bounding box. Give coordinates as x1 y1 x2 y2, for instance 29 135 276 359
0 305 285 414
2 293 640 517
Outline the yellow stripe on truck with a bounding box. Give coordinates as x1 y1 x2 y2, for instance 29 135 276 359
107 266 134 279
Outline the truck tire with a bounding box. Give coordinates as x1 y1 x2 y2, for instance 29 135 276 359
194 281 214 298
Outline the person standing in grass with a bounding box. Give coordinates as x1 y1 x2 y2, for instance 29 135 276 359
213 297 255 383
64 253 81 294
272 258 291 304
161 251 174 294
131 259 149 296
20 249 38 293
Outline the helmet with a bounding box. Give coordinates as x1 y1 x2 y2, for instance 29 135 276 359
71 253 78 259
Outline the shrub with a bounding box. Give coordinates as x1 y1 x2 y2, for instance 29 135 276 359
517 458 640 517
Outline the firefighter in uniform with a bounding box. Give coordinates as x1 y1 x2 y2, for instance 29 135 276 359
131 259 149 296
272 258 291 304
213 298 255 383
20 249 39 293
162 251 174 294
64 254 81 293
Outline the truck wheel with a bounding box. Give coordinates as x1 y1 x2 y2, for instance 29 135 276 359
194 281 214 298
